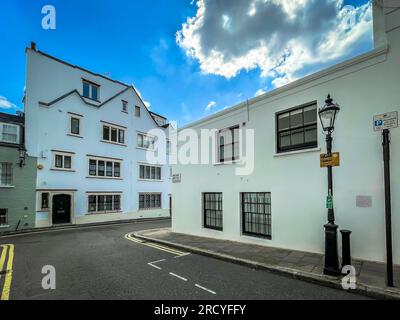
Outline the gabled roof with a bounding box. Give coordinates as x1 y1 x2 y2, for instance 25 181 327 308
28 45 169 127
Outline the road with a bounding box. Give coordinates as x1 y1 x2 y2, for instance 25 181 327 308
0 220 369 300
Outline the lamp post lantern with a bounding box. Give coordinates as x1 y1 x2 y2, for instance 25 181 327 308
319 94 341 276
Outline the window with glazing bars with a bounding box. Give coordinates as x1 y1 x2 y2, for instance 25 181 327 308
203 193 223 231
218 125 239 163
276 103 318 153
242 192 271 239
0 209 8 226
0 163 13 186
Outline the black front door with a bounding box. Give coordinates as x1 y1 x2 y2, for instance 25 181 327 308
52 194 71 224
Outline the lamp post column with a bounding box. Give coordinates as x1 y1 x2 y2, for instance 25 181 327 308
324 132 340 276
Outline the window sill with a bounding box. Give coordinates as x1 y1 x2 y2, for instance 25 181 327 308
82 96 101 103
67 133 83 139
213 159 242 166
86 176 123 180
86 211 122 215
138 208 162 211
273 147 321 157
0 185 15 189
138 179 163 182
122 110 128 114
0 225 10 229
51 168 75 172
136 147 155 152
101 140 127 147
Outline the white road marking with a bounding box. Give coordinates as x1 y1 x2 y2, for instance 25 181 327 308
169 272 188 282
147 259 166 270
195 284 216 295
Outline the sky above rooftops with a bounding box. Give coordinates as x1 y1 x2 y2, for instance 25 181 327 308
0 0 372 126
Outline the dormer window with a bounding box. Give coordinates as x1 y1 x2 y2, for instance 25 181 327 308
82 80 99 101
0 122 19 144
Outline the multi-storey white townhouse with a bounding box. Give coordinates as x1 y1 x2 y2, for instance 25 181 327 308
172 4 400 264
24 44 172 227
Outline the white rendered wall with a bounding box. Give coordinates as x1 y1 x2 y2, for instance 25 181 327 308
172 9 400 264
25 49 171 226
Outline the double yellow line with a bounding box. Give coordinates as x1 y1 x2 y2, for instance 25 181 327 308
124 233 188 257
0 244 14 300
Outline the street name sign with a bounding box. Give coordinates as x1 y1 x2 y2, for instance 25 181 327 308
373 111 398 131
320 152 340 168
172 174 181 183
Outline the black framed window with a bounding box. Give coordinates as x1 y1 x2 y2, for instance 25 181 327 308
70 117 80 135
276 103 317 153
87 194 121 214
0 163 13 186
88 158 121 178
41 193 49 210
218 125 239 163
82 80 99 101
203 193 223 231
242 192 271 239
0 208 7 226
135 106 141 117
139 193 161 210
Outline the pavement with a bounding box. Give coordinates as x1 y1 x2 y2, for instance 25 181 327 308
134 228 400 300
0 220 371 300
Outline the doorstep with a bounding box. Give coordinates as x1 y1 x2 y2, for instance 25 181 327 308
134 228 400 300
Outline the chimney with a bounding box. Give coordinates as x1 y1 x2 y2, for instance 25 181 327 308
30 42 37 51
373 1 388 48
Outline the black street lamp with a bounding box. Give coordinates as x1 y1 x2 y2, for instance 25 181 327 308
319 94 341 276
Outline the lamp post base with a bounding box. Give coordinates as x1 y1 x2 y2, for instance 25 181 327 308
324 222 340 276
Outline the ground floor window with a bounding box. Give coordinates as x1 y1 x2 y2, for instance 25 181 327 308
203 193 223 231
139 193 161 210
241 192 271 239
0 209 8 226
41 193 49 210
87 194 121 214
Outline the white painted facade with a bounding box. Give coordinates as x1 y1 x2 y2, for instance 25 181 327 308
172 6 400 264
24 47 171 227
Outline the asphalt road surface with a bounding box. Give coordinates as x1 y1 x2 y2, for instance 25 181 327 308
0 220 370 300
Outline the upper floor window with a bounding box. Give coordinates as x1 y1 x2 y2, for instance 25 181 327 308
68 113 82 137
82 80 99 101
217 125 240 163
139 164 162 181
88 157 122 179
0 122 19 144
0 163 13 186
135 106 141 117
276 103 318 153
102 123 125 145
52 151 74 171
137 133 155 150
122 101 128 113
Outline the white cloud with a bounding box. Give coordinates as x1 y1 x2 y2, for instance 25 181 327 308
205 101 217 111
144 101 151 109
255 89 266 97
177 0 373 88
0 96 18 110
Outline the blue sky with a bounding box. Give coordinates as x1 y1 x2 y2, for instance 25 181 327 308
0 0 372 125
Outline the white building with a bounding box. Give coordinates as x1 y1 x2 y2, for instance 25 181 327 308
172 4 400 264
24 44 171 227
